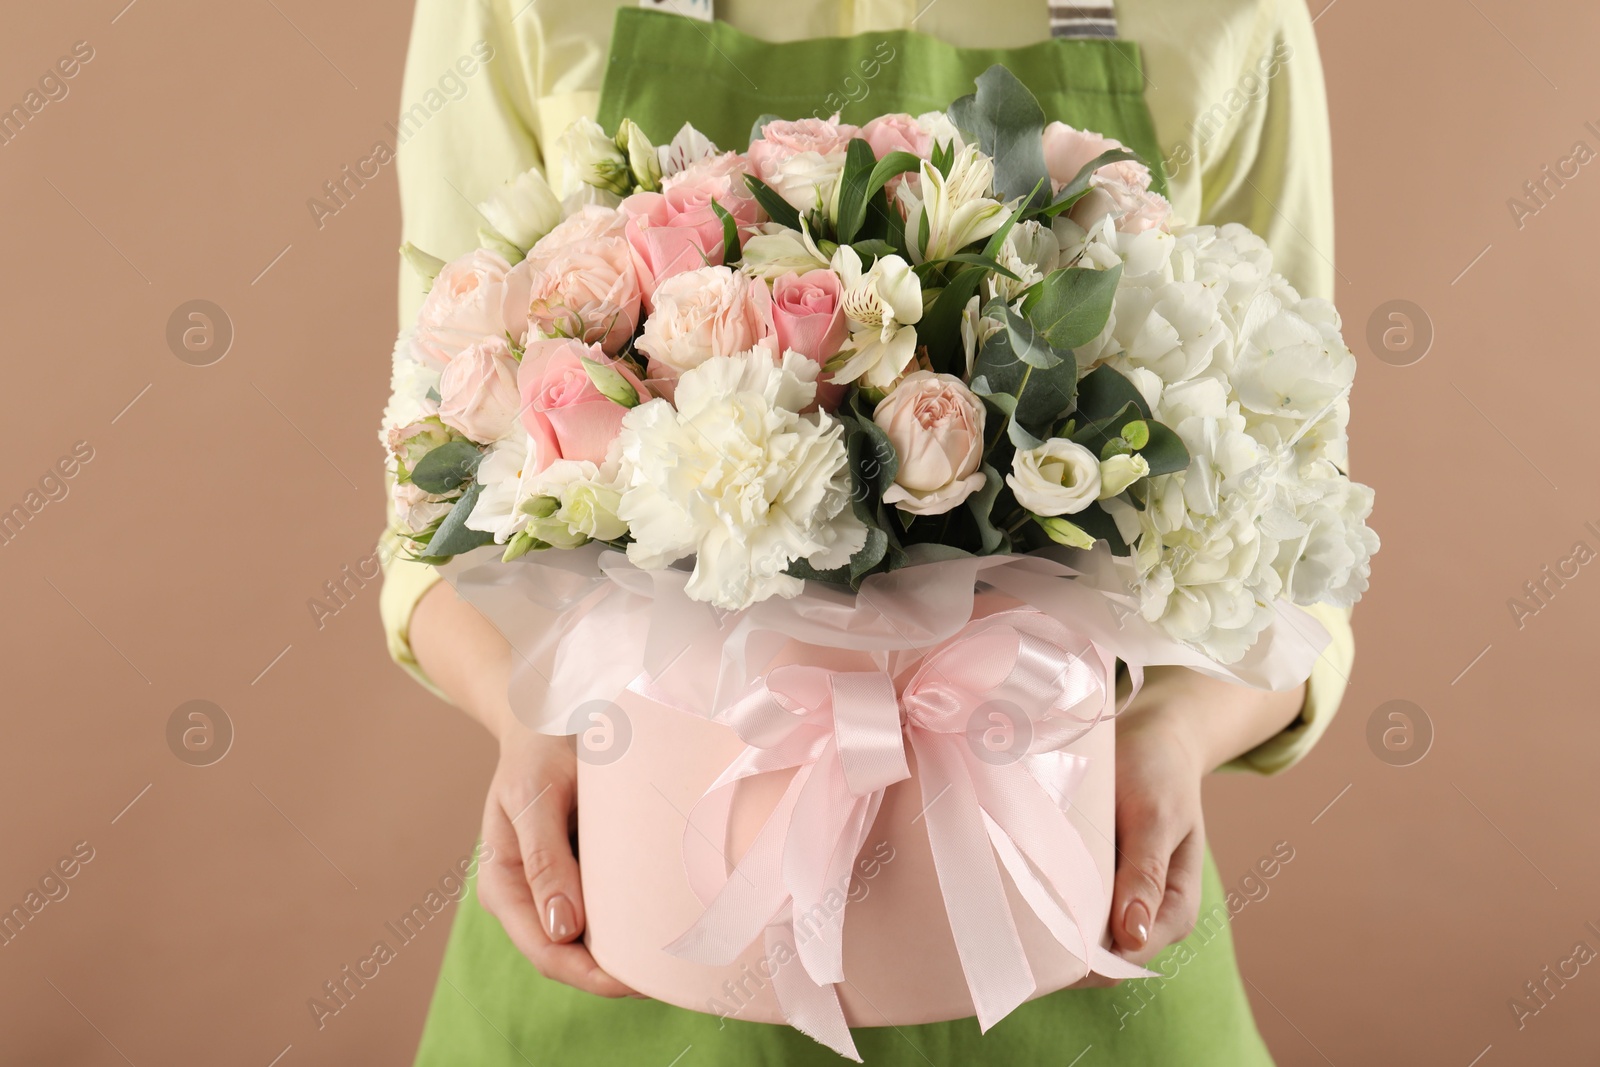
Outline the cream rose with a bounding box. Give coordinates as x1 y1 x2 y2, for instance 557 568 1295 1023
874 371 987 515
634 265 775 378
502 206 641 355
413 249 514 367
436 337 521 442
1007 439 1103 515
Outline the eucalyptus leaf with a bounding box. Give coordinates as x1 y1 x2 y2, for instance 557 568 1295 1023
946 65 1051 210
1075 363 1152 421
971 307 1077 433
967 464 1006 553
410 441 482 495
748 113 785 146
1138 420 1192 477
1021 264 1122 351
423 483 494 559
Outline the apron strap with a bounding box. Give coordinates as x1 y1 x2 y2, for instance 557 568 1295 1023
1047 2 1118 40
637 1 1118 38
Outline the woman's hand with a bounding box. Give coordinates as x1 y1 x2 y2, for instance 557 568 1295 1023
476 718 637 997
1099 667 1308 970
409 582 635 997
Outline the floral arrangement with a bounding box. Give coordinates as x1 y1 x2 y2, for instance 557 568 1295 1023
382 66 1376 664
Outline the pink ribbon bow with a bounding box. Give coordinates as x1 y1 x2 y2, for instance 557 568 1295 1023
655 608 1153 1061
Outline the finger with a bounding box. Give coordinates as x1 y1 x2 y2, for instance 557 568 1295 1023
1111 800 1177 960
510 779 586 946
1148 826 1204 953
477 790 635 997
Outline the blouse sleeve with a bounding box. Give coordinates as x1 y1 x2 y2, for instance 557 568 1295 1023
1181 0 1357 774
379 0 544 698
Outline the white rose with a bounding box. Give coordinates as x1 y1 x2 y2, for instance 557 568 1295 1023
1007 439 1103 515
827 245 923 391
478 167 562 251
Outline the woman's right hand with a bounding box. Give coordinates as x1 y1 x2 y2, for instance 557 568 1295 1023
475 717 637 997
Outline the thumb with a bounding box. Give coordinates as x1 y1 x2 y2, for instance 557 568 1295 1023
511 779 586 944
1112 806 1172 957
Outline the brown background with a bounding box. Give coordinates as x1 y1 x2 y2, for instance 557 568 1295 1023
1 1 1595 1064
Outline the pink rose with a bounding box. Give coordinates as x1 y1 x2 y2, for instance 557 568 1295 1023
1041 121 1171 235
771 269 849 411
391 479 455 533
518 338 647 471
747 115 860 212
414 249 514 367
860 113 931 160
635 265 775 379
873 371 987 515
502 206 641 355
437 337 521 442
622 152 763 309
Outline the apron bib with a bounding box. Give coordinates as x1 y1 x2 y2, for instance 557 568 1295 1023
596 2 1167 199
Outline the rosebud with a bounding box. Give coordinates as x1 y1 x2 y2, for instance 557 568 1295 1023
1035 515 1097 549
556 118 630 197
616 119 662 192
1097 453 1150 499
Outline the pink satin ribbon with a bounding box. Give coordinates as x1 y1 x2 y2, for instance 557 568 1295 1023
650 609 1152 1061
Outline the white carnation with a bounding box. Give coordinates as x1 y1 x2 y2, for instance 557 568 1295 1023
615 350 866 610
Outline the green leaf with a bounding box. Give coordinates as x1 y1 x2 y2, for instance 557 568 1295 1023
1070 400 1141 455
930 138 955 177
1138 420 1191 477
981 177 1046 259
411 441 482 495
421 483 494 559
837 145 921 245
967 464 1006 553
1033 147 1142 218
920 265 989 375
744 175 801 231
1021 264 1122 351
1074 363 1151 421
851 239 898 261
919 252 1020 280
709 199 741 265
946 65 1051 210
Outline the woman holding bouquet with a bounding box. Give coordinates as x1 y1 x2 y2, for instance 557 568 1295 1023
382 1 1357 1063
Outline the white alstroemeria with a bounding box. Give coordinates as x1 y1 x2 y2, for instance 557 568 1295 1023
478 167 562 251
958 294 1002 376
657 122 720 179
615 350 866 610
555 118 629 198
738 219 830 282
907 144 1008 263
826 245 923 391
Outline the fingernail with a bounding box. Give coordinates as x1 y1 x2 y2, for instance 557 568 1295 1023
1124 900 1150 948
545 894 575 941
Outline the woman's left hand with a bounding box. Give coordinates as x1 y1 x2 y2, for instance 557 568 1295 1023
1081 667 1308 977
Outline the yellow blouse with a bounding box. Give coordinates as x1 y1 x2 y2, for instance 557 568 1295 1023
380 0 1355 775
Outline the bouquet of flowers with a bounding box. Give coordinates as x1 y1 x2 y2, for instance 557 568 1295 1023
384 66 1374 666
381 66 1378 1057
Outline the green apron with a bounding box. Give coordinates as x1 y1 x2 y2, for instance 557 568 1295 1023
415 7 1272 1064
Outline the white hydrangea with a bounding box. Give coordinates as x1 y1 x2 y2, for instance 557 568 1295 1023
1070 222 1378 662
615 349 866 610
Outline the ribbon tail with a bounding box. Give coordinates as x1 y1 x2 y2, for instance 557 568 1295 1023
911 734 1036 1031
766 924 861 1061
784 739 872 987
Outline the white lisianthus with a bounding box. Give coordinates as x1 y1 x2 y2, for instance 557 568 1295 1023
827 245 923 391
615 119 662 192
478 167 562 251
738 221 830 282
1098 453 1150 499
907 144 1008 263
518 458 628 549
615 350 866 610
1007 439 1102 516
555 118 630 198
